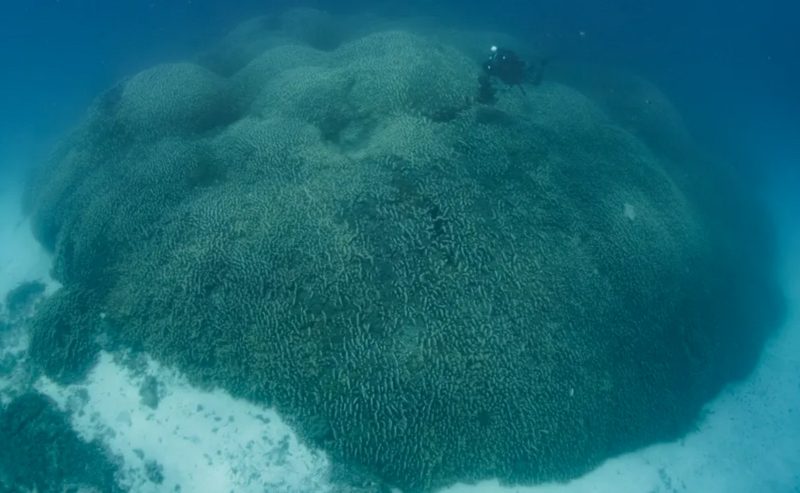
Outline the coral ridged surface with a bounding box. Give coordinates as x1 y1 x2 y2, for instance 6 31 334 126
24 12 783 492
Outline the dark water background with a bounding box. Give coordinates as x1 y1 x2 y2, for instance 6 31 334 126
1 0 797 188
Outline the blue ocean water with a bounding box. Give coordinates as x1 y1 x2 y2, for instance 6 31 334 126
0 1 798 492
1 1 797 179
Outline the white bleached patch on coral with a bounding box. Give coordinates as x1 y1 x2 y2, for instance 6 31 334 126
35 352 333 493
623 202 636 220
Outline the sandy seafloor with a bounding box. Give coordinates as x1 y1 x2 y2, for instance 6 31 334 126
1 164 798 492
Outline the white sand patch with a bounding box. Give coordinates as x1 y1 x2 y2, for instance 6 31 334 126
0 179 59 302
0 322 31 405
1 177 56 404
35 351 333 493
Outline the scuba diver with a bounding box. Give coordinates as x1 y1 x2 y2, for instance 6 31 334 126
477 45 549 104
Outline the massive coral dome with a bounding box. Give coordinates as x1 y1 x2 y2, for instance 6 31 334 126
24 11 783 492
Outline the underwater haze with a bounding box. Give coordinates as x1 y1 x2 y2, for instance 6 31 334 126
1 1 798 492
